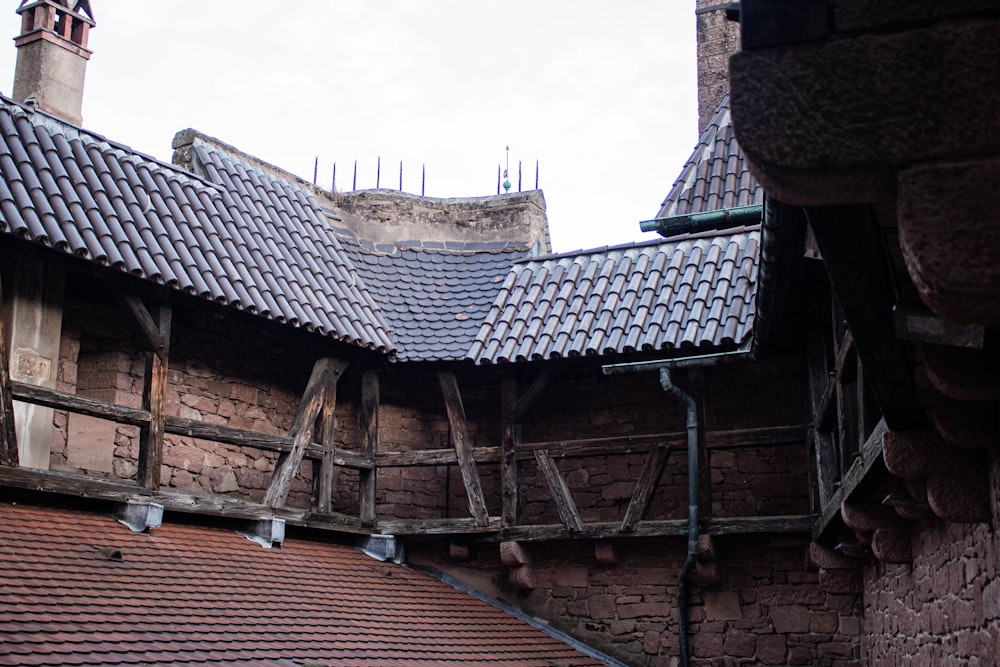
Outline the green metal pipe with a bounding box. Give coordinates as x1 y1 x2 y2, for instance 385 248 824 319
640 204 762 236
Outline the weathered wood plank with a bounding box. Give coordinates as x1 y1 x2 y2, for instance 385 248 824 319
137 304 171 490
376 516 503 536
482 515 815 543
813 418 889 541
438 371 489 526
358 372 379 526
12 382 150 426
0 275 18 467
313 373 340 513
375 425 809 468
116 291 169 357
0 464 367 533
620 442 671 533
500 376 519 528
533 450 584 532
806 332 838 505
265 358 347 508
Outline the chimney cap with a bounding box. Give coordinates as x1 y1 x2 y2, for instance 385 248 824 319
17 0 95 25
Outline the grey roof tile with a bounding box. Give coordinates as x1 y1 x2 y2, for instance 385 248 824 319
656 94 762 219
337 237 532 362
0 98 394 352
467 228 760 364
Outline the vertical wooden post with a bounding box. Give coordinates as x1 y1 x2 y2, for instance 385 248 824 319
500 376 519 528
438 371 489 526
358 371 379 526
313 376 339 513
265 358 347 508
0 273 17 467
137 304 171 489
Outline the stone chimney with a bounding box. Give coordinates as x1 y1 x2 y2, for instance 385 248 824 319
13 0 95 126
695 1 740 133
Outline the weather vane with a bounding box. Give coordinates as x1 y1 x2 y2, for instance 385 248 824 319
502 145 511 193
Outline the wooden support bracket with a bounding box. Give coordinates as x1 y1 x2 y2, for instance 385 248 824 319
533 449 584 533
265 358 348 508
438 371 490 527
620 441 670 533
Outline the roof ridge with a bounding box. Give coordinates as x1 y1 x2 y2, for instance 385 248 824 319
521 224 761 263
0 94 220 191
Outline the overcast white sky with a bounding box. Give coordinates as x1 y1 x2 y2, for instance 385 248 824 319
0 2 698 253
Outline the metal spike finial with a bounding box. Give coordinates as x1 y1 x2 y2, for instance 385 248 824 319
502 145 511 194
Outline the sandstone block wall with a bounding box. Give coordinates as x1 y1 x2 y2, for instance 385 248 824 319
409 536 861 667
862 451 1000 664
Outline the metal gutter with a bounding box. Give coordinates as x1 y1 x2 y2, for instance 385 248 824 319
640 204 762 237
414 565 630 667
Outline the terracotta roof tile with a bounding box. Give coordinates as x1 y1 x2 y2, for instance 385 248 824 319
0 503 608 666
468 228 759 364
655 94 762 219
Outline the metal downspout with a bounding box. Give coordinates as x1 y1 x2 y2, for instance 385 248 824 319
603 347 754 665
660 367 699 667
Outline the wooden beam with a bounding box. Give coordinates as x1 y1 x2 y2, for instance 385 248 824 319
12 382 150 426
313 372 340 514
137 304 171 490
511 367 557 422
533 450 584 532
265 358 347 508
374 425 809 468
620 442 670 533
358 372 379 526
0 275 18 467
115 291 169 358
438 371 490 526
163 415 370 468
806 206 920 430
0 464 367 534
806 332 838 504
813 418 889 541
0 466 813 542
500 376 519 528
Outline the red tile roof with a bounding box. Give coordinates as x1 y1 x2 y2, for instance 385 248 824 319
0 503 608 666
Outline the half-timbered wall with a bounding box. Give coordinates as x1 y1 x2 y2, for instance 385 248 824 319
25 268 857 666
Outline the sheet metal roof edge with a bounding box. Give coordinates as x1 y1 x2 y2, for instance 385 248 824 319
419 565 629 667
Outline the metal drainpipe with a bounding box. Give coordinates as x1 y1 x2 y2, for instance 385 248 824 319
660 366 699 667
603 346 753 666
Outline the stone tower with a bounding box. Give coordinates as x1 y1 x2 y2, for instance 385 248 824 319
13 0 95 125
695 1 740 133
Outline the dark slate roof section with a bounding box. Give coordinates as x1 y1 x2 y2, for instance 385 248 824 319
468 228 760 364
338 231 533 362
189 141 394 351
0 97 394 353
655 94 762 219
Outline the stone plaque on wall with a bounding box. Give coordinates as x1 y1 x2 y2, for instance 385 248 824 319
66 413 115 473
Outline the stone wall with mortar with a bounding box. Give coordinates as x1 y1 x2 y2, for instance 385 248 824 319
861 449 1000 665
409 535 861 667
